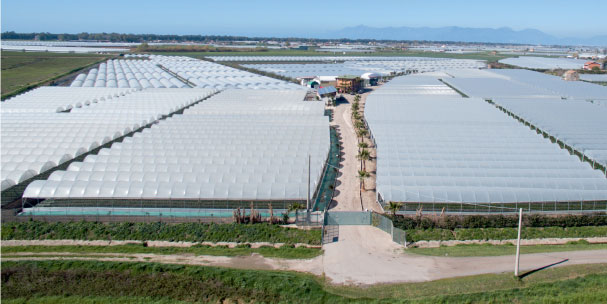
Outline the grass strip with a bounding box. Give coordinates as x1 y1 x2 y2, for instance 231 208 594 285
406 240 607 257
406 225 607 242
1 244 322 259
1 221 322 245
2 260 606 303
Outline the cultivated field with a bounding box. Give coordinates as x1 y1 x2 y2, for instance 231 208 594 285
1 51 111 99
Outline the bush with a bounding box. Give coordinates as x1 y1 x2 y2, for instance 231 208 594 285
1 221 321 245
392 213 607 230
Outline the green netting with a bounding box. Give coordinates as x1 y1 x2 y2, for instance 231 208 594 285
371 212 392 234
324 211 371 225
312 126 340 211
393 227 407 245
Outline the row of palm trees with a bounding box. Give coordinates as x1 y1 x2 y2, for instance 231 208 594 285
351 94 374 192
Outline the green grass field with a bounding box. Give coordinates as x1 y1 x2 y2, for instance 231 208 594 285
406 241 607 257
2 260 606 303
1 243 322 259
1 51 111 99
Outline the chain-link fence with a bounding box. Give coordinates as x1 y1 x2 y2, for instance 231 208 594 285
322 211 407 247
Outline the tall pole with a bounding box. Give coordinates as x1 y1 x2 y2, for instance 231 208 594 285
307 154 311 213
515 208 523 277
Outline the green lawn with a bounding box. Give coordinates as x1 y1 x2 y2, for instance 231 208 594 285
1 243 322 259
2 260 606 303
1 51 110 98
406 241 607 257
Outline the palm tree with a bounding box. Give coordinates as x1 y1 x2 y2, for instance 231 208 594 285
357 149 371 171
387 201 403 217
358 142 368 150
357 128 368 141
354 120 365 129
351 102 359 112
354 94 361 103
352 111 361 120
358 170 370 191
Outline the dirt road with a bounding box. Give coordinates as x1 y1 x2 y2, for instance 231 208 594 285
4 228 606 285
330 91 381 212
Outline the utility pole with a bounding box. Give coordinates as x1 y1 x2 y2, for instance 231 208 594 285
515 208 523 277
307 154 311 213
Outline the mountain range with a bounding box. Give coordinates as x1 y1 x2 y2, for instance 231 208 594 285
317 25 607 46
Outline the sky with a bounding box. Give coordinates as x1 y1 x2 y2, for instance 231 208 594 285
2 0 606 38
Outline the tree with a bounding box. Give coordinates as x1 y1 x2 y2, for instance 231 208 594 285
358 170 370 191
357 128 368 141
387 201 403 217
354 120 365 129
358 142 368 150
354 94 361 103
357 149 371 171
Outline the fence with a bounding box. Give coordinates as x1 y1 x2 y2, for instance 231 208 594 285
322 211 407 247
385 201 607 215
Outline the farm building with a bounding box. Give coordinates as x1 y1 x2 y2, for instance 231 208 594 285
336 75 363 93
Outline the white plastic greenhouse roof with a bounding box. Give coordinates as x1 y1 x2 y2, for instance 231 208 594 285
208 56 486 63
580 74 607 83
243 59 486 78
442 69 607 100
499 56 587 69
494 98 607 168
70 59 188 89
365 76 607 204
71 55 303 90
23 89 330 200
1 87 138 113
1 88 214 191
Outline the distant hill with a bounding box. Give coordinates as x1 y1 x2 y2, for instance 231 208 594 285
319 25 607 46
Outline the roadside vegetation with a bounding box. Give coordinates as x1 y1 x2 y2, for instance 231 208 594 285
389 213 607 241
1 51 111 99
2 260 606 303
1 243 322 259
407 240 607 257
1 221 322 245
405 225 607 242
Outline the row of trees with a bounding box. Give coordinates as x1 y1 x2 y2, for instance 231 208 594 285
350 94 406 217
351 95 373 192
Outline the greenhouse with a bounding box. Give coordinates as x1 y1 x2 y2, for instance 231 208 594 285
498 56 587 70
493 98 607 171
1 88 215 204
1 87 137 113
365 75 607 213
442 69 607 100
22 89 330 212
71 55 303 90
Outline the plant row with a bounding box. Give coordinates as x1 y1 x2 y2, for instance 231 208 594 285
1 221 321 245
392 213 607 230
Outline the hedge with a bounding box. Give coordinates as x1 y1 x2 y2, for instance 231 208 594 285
1 221 321 245
393 213 607 230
